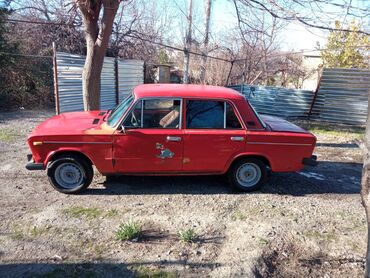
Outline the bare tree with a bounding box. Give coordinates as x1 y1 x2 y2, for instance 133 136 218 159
362 104 370 278
183 0 193 84
199 0 211 84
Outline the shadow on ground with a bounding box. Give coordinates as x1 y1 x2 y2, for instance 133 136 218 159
83 161 361 196
0 261 218 278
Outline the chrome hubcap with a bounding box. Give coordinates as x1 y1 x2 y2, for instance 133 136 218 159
236 163 261 188
54 162 83 189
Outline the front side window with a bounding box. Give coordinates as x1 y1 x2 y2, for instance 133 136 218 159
123 98 181 129
186 100 242 129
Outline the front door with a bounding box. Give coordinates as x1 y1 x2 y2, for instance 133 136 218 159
113 98 183 173
182 99 246 172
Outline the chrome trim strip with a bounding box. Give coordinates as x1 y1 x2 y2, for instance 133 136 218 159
223 102 227 129
140 99 144 128
43 141 112 145
247 142 312 146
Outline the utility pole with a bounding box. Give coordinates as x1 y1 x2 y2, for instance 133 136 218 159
183 0 193 84
200 0 211 84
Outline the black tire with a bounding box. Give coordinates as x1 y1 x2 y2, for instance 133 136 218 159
47 154 93 194
228 157 267 192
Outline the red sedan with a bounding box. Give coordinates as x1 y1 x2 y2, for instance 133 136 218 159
26 84 317 193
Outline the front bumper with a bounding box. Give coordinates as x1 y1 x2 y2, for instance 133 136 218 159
26 154 43 171
303 155 318 166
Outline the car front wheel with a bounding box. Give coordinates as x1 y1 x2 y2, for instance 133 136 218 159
47 154 93 194
229 158 267 192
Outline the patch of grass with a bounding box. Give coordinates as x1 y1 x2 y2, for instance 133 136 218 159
178 228 197 243
30 225 50 238
116 221 142 241
303 230 337 242
298 122 364 140
258 237 269 245
0 127 17 142
231 210 248 221
63 206 103 219
105 209 118 218
132 266 178 278
10 224 24 240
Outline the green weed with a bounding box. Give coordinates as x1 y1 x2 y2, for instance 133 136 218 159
178 228 197 243
116 221 142 241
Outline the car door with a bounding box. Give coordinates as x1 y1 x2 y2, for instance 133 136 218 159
113 98 184 173
183 99 246 173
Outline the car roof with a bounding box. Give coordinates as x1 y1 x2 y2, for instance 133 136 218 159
133 84 244 101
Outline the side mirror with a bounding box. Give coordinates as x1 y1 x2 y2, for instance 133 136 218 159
118 126 126 133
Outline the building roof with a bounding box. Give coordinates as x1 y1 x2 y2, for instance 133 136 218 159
133 84 244 100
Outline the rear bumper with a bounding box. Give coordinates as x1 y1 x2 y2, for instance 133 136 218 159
303 155 318 166
26 154 44 171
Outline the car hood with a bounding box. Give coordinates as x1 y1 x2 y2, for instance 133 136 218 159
260 115 309 133
30 111 109 137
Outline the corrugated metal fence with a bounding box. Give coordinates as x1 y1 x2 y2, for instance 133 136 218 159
56 52 144 113
311 68 370 125
229 84 314 118
229 68 370 125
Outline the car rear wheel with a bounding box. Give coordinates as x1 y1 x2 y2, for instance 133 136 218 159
229 158 267 192
47 154 93 194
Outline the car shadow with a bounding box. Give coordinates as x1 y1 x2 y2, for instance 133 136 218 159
83 160 362 196
0 261 218 278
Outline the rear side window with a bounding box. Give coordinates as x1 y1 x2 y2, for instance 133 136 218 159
186 100 242 129
226 103 242 129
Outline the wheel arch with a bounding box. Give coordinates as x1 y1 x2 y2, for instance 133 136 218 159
226 153 272 173
45 149 94 168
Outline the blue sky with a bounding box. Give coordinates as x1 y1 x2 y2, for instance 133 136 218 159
172 0 367 51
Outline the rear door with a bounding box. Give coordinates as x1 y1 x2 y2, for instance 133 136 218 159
113 98 183 173
182 99 246 173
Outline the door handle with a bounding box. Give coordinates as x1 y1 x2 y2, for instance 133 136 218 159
167 136 181 142
231 136 244 141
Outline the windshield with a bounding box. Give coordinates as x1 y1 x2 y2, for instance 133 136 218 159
248 100 266 128
107 94 134 127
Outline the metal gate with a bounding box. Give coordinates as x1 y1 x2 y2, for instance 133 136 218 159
55 52 144 113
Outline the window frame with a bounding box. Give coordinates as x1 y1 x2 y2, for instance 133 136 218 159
184 98 245 130
120 97 183 130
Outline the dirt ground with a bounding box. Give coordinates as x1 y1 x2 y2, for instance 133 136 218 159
0 110 366 277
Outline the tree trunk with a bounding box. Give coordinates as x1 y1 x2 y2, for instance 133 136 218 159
200 0 211 84
79 0 120 111
361 97 370 278
183 0 193 84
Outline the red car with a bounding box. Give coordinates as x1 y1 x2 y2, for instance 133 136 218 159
26 84 317 193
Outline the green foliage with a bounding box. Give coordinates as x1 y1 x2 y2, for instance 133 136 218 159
321 21 369 68
132 266 178 278
178 227 196 243
0 6 53 111
115 221 142 241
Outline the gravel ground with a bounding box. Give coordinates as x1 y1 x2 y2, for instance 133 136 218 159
0 110 366 278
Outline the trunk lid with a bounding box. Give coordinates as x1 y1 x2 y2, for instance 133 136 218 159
260 115 309 133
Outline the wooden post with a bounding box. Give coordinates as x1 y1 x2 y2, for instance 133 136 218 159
308 74 322 117
52 42 60 115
